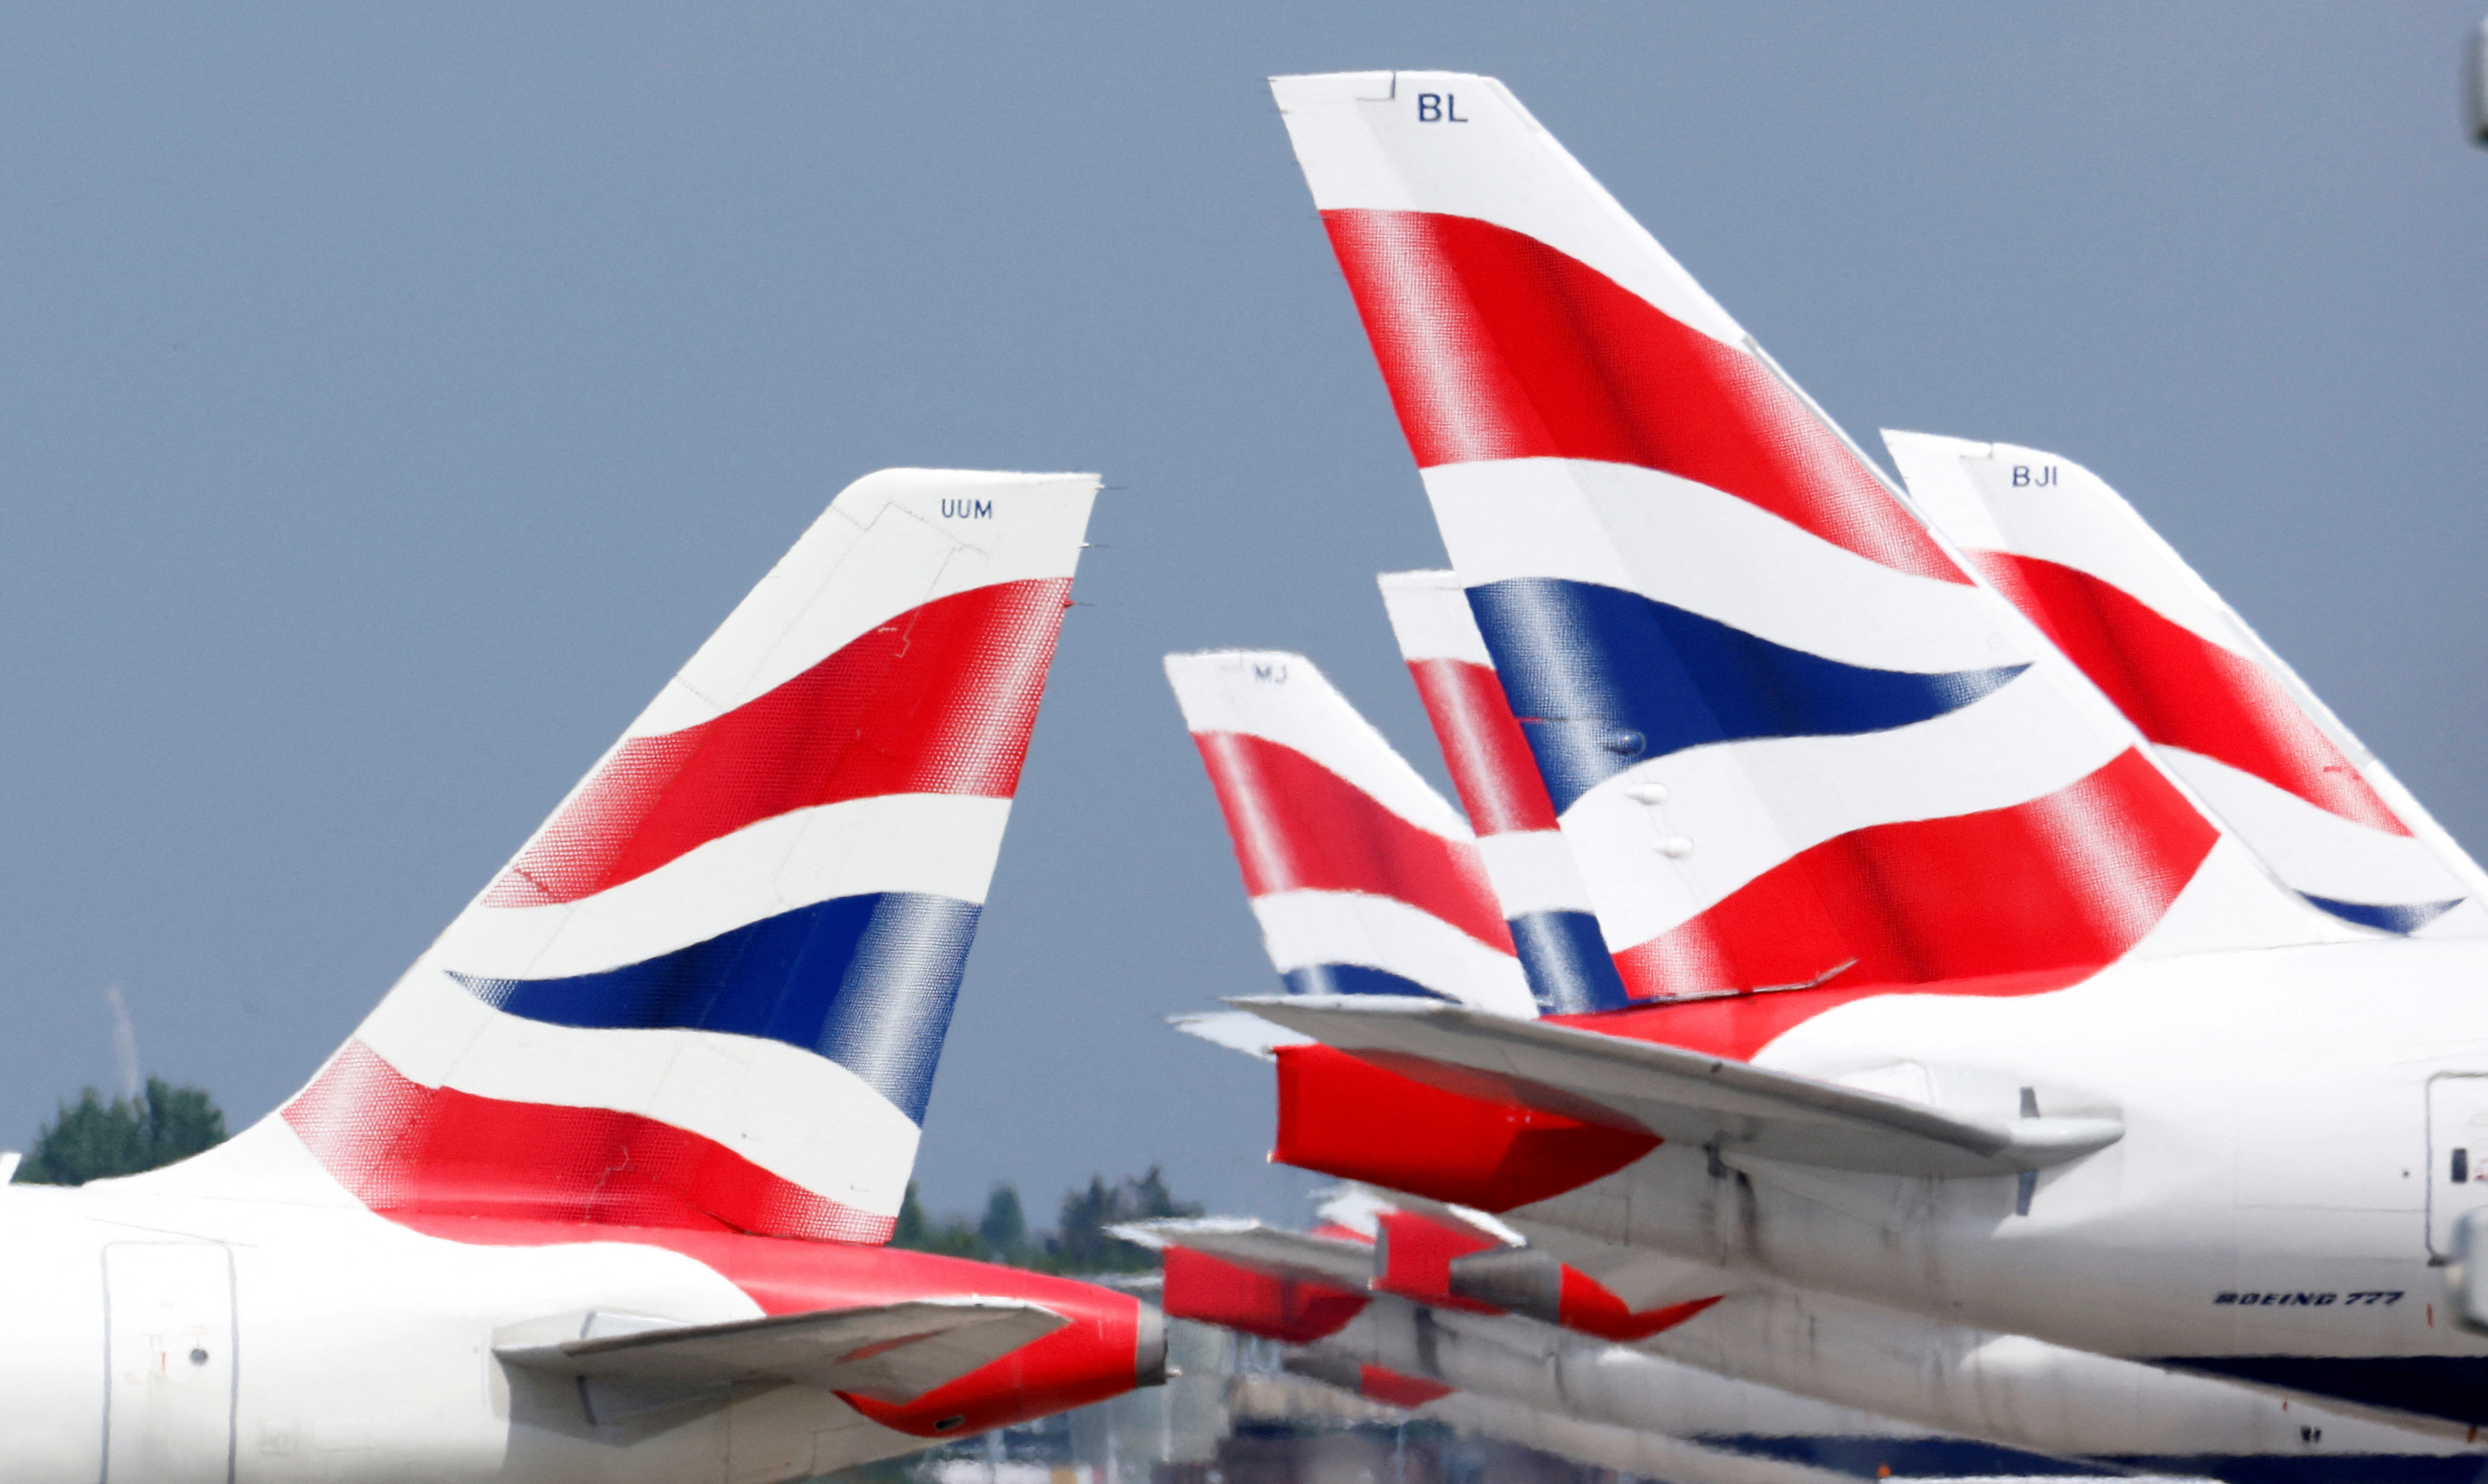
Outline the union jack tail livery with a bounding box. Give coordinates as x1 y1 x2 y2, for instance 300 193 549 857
1254 69 2488 1441
1271 71 2332 1035
1378 570 1630 1014
1165 650 1535 1019
207 468 1098 1242
1885 429 2488 938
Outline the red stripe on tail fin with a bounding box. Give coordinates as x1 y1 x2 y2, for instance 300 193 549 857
487 578 1071 908
1583 749 2215 1059
1972 551 2407 836
1322 208 1961 583
283 1042 892 1243
1404 657 1559 836
1194 730 1514 953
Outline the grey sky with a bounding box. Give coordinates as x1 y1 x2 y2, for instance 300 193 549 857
0 5 2480 1224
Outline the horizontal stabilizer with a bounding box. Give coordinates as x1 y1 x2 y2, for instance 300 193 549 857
1236 996 2120 1179
1168 1010 1313 1060
495 1297 1066 1403
1113 1217 1375 1293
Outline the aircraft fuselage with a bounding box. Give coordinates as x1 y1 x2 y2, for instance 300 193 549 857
0 1178 1152 1484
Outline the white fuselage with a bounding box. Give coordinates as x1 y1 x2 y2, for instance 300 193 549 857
0 1182 943 1484
1505 937 2488 1417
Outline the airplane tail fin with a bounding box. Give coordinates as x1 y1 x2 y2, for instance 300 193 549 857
1378 571 1630 1014
1885 430 2487 938
189 469 1096 1241
1273 73 2329 1036
1164 650 1534 1018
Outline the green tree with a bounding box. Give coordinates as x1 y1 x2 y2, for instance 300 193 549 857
892 1181 932 1247
1124 1166 1195 1222
18 1078 226 1185
887 1169 1200 1273
1052 1174 1120 1271
1051 1166 1201 1273
888 1180 989 1260
977 1183 1027 1259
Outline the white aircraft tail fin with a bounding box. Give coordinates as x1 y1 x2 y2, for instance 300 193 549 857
1887 430 2488 938
1272 73 2333 1050
171 469 1095 1240
1165 650 1535 1019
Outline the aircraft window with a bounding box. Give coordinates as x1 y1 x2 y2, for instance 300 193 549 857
2456 1149 2470 1184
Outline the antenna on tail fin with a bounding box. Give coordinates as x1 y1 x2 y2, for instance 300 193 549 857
161 469 1097 1240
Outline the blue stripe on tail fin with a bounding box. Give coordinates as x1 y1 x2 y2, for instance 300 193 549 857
454 891 979 1123
1469 578 2026 812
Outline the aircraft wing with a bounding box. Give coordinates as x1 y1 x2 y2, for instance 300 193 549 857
1113 1216 1374 1291
495 1297 1067 1403
1238 996 2120 1179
